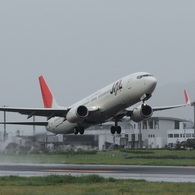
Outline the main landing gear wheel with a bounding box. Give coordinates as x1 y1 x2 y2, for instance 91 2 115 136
79 126 84 135
74 126 85 135
116 126 121 134
110 126 121 134
111 126 116 134
74 127 79 135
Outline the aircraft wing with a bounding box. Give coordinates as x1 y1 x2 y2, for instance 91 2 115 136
123 103 189 116
151 89 191 111
152 104 187 111
113 90 191 121
109 103 189 123
0 106 99 119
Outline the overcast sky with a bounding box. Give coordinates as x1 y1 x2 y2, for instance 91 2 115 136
0 1 195 135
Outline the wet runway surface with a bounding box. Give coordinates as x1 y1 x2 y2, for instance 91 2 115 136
0 163 195 182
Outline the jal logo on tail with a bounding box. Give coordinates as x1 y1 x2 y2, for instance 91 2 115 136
110 79 123 95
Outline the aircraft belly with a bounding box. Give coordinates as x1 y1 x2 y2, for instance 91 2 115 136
85 103 126 124
47 119 76 134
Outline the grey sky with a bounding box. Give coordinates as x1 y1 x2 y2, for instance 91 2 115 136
0 1 195 135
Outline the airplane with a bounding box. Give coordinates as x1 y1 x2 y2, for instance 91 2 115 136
0 72 191 135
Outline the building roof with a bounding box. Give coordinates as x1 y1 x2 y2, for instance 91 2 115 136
150 116 192 123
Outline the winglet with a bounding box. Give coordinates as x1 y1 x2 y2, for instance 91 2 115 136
184 90 191 105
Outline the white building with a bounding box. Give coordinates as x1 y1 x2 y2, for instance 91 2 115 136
136 117 193 148
0 116 193 151
80 116 194 150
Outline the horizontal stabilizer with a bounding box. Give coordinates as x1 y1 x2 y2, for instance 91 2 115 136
0 121 48 126
0 107 69 118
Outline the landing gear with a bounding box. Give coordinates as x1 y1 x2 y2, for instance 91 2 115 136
74 127 79 135
110 125 121 134
79 126 84 135
116 126 121 134
74 126 85 135
110 118 122 134
111 126 116 134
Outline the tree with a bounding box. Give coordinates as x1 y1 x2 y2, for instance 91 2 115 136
175 140 182 150
186 140 195 150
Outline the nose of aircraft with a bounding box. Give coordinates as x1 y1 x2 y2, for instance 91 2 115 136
145 76 157 94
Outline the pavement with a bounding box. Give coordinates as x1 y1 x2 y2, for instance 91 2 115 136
0 163 195 182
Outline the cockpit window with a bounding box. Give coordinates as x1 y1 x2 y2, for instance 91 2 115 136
137 74 153 79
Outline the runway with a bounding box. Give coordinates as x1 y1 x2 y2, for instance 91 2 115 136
0 163 194 182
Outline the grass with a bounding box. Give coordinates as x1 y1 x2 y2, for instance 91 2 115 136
1 150 195 166
0 150 195 194
0 175 195 195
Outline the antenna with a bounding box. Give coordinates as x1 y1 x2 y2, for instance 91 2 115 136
33 116 35 149
191 101 195 140
3 105 7 142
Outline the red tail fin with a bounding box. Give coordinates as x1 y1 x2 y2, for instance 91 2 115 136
39 76 53 108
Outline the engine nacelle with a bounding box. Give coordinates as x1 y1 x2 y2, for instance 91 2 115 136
66 105 89 123
131 104 153 122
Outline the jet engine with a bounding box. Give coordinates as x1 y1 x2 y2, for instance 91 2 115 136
66 105 89 123
131 104 153 122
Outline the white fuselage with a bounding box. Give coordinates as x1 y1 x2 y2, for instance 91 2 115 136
46 72 157 134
